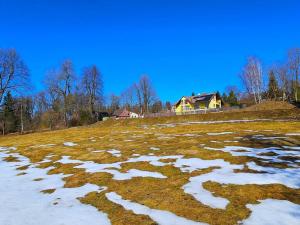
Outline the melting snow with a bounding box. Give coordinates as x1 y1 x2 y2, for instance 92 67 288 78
107 149 122 157
53 151 300 210
92 150 106 153
180 158 300 209
57 156 169 180
29 144 56 148
0 149 111 225
242 199 300 225
286 133 300 136
63 142 78 147
106 192 208 225
205 145 300 163
207 132 233 136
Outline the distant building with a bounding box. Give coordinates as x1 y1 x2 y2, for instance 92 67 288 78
113 109 140 119
173 93 222 114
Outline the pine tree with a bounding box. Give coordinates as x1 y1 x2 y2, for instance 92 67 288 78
267 70 279 100
3 92 17 133
227 90 238 106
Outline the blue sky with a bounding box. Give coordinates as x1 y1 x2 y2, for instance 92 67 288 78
0 0 300 103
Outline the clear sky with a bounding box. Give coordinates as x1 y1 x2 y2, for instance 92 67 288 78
0 0 299 103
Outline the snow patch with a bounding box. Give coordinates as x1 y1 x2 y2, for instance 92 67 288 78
0 150 111 225
63 142 78 147
107 149 121 157
57 156 168 180
92 150 106 153
106 192 208 225
29 144 56 148
150 147 160 151
204 145 300 163
207 132 233 136
242 199 300 225
181 159 300 209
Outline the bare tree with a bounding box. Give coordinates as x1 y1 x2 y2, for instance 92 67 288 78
0 48 29 105
0 49 29 135
45 60 76 126
273 63 290 101
240 57 264 104
109 94 120 113
120 84 137 110
151 100 163 113
134 83 143 114
287 48 300 100
82 65 103 118
136 75 156 113
34 91 50 115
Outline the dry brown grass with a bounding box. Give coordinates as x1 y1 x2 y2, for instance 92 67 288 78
241 100 296 111
0 109 299 225
41 189 56 194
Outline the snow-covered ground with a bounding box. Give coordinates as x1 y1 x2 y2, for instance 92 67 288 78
242 199 300 225
1 133 300 225
0 148 111 225
205 145 300 164
182 161 300 209
55 150 300 211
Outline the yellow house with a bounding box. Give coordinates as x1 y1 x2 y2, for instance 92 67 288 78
174 93 222 114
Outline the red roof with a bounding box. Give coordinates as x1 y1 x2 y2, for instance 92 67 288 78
113 109 131 117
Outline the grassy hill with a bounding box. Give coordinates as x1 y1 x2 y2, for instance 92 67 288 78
0 108 300 225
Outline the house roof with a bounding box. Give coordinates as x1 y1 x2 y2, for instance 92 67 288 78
113 109 130 117
113 108 137 117
174 93 221 107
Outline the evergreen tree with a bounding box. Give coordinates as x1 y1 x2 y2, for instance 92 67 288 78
227 90 238 106
3 92 17 133
267 70 279 100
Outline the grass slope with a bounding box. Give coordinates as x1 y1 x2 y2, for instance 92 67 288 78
0 108 300 225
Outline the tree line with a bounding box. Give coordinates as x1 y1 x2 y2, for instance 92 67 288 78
1 47 299 134
108 76 172 115
219 47 300 107
239 48 300 104
0 48 169 135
